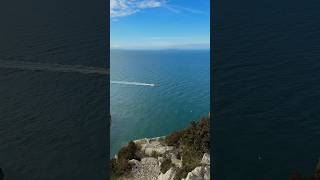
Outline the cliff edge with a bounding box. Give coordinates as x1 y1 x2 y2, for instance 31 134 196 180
111 116 210 180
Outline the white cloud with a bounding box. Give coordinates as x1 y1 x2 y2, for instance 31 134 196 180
163 4 207 15
110 0 166 18
110 0 207 18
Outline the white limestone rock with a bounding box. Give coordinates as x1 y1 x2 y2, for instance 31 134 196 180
184 165 210 180
128 159 140 171
171 157 182 168
137 137 173 156
158 167 176 180
128 157 160 180
201 153 210 165
204 166 210 180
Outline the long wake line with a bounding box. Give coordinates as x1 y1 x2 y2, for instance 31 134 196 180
0 60 109 75
111 81 156 87
0 60 157 87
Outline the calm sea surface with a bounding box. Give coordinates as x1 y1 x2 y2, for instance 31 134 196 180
0 0 108 179
213 0 320 179
110 50 210 157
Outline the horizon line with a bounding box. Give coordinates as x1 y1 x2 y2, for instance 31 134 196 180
110 47 210 51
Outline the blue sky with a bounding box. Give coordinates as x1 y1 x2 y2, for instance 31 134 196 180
110 0 210 49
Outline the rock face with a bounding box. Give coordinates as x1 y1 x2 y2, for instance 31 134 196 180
201 153 210 166
118 137 211 180
123 157 160 180
158 167 176 180
182 154 210 180
184 167 205 180
135 137 174 156
171 156 182 168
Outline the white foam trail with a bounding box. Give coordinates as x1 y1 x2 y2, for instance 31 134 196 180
111 81 156 87
0 60 109 75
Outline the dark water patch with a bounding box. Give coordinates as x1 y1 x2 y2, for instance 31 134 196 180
0 60 109 75
0 0 108 179
213 0 320 179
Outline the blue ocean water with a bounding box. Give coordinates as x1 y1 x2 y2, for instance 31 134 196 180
0 0 108 179
110 50 210 157
213 0 320 179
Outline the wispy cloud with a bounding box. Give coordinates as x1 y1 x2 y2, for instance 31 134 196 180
163 4 207 15
110 0 166 17
110 0 207 18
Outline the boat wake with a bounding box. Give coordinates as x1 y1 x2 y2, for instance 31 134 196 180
111 81 156 87
0 60 108 75
0 60 157 87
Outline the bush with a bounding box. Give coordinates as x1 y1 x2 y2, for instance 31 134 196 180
111 141 141 177
174 168 190 180
173 146 202 180
118 141 140 161
181 117 210 153
160 158 174 174
173 147 203 180
290 161 320 180
110 158 131 177
181 147 202 168
165 131 183 146
151 150 161 158
166 116 210 153
165 116 210 180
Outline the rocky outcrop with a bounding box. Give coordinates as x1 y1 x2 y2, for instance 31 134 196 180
201 153 210 166
135 137 174 156
126 157 160 180
116 137 210 180
158 167 176 180
182 166 210 180
181 153 210 180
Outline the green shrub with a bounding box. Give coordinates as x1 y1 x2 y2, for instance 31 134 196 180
181 147 202 167
166 116 210 180
174 167 190 180
165 131 183 146
110 141 141 177
173 147 202 180
110 158 131 177
151 150 160 158
176 151 181 160
166 116 210 153
118 141 140 161
160 158 174 174
181 117 210 153
291 171 315 180
110 115 210 179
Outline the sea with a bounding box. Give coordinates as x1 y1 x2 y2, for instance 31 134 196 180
110 49 210 157
213 0 320 179
0 0 108 179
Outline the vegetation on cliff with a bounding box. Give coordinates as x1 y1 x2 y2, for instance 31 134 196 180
166 116 210 179
291 161 320 180
110 115 210 180
110 141 141 178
